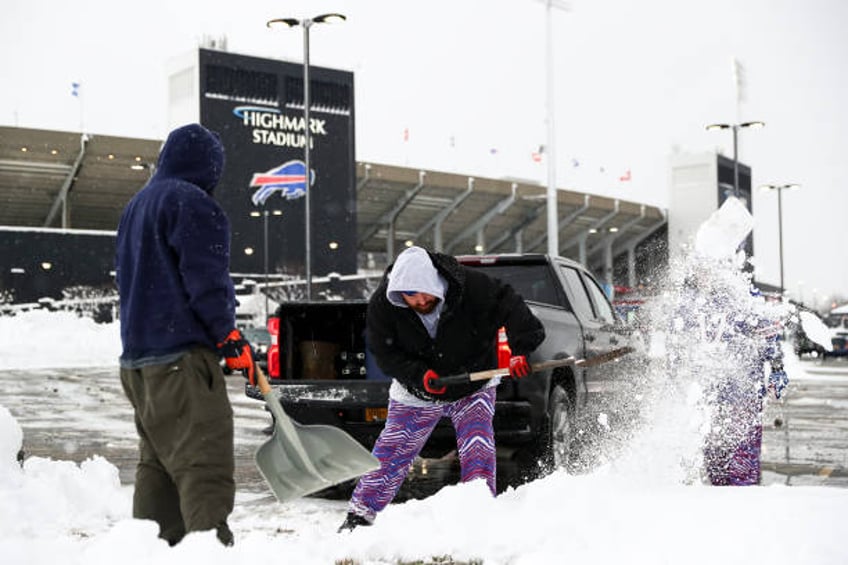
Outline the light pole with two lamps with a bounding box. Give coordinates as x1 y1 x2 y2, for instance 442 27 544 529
250 208 284 319
705 121 765 199
266 13 346 301
759 183 800 296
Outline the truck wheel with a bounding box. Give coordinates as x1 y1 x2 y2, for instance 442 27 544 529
544 384 574 471
515 383 574 481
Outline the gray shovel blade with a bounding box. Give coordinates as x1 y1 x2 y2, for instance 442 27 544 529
255 388 380 504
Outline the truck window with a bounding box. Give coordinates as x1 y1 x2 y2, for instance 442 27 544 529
463 264 561 307
582 273 616 324
559 266 595 321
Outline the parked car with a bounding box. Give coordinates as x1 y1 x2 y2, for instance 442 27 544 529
822 309 848 358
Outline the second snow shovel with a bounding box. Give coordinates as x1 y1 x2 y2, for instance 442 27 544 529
253 364 380 503
437 346 635 385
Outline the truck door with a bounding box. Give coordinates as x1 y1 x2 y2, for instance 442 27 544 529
558 265 621 396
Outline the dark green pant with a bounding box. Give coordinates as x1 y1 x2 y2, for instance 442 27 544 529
120 347 235 545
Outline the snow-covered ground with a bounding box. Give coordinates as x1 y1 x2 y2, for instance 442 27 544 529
1 307 847 564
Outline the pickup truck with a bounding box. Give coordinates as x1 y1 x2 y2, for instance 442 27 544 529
246 253 633 490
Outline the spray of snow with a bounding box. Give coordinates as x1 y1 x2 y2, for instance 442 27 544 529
588 198 792 485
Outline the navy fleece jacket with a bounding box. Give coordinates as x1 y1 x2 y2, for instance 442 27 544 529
115 123 235 364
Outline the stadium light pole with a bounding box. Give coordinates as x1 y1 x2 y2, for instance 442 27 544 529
538 0 570 257
250 208 283 320
267 13 346 301
705 121 765 199
759 183 800 296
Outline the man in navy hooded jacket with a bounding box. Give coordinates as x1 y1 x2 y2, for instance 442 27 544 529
115 123 253 547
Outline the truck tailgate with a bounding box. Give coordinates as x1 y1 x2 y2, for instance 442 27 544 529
246 380 391 407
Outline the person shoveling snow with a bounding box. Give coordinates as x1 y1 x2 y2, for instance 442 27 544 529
663 196 791 485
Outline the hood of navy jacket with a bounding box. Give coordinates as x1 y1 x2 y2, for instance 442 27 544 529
155 123 225 194
115 123 235 362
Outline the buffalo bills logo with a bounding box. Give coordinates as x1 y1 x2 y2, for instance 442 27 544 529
250 160 314 206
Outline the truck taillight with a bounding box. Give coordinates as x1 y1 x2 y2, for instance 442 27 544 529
497 326 512 368
267 316 281 379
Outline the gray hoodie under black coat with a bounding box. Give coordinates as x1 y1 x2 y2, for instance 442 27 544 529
366 249 545 402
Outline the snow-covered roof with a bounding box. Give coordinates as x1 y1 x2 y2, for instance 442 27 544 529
1 127 666 266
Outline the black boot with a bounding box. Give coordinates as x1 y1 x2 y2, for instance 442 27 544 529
337 512 371 533
216 522 234 547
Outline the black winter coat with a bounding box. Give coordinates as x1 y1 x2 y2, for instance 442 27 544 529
366 251 545 402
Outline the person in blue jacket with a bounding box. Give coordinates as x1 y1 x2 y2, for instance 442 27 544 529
115 123 254 547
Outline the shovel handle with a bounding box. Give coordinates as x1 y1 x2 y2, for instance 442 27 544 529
437 346 634 386
255 362 273 395
438 357 577 385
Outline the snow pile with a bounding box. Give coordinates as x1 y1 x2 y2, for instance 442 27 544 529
0 405 131 563
0 404 845 565
0 309 121 369
5 454 129 535
318 474 840 564
0 405 24 483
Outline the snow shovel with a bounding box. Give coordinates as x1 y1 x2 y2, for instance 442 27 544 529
437 346 635 385
253 364 380 503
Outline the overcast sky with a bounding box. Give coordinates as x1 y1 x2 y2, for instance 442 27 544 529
2 0 846 304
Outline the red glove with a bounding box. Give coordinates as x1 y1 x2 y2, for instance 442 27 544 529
423 369 446 395
508 355 530 378
218 329 255 385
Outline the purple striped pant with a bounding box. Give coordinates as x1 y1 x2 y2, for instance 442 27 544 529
704 379 765 486
348 387 497 522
